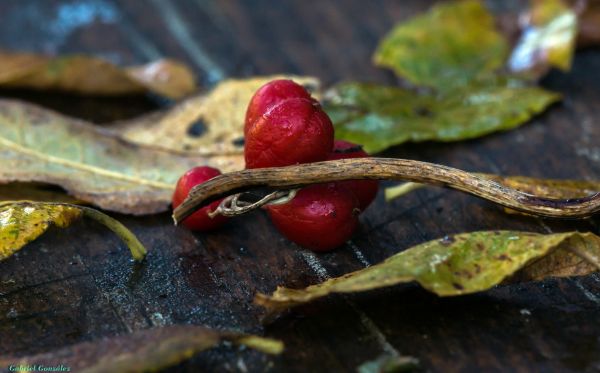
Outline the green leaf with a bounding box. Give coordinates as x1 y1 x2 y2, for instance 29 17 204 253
325 82 560 153
0 325 282 372
373 0 508 91
256 231 600 313
508 0 577 76
0 100 243 214
0 202 146 261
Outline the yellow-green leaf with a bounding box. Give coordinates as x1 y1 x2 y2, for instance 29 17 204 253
373 0 508 91
0 202 146 261
325 82 559 153
385 175 600 201
0 325 282 372
0 52 196 99
508 0 577 75
256 231 600 313
0 100 243 214
109 75 319 155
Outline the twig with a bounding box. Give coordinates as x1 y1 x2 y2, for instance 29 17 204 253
172 158 600 224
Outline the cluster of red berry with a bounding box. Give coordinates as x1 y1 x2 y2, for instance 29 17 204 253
172 80 378 252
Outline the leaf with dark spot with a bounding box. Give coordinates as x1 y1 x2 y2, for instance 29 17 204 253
256 231 600 314
109 75 319 155
0 325 282 372
0 100 243 214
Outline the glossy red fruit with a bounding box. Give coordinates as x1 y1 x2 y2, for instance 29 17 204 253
245 79 313 135
327 140 379 210
267 183 360 252
172 166 228 231
245 98 334 169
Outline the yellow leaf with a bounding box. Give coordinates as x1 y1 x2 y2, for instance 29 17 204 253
0 202 146 261
256 231 600 314
110 75 320 155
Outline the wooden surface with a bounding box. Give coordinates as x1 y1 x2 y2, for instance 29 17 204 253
1 1 599 372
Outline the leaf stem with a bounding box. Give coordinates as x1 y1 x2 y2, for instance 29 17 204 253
80 206 147 261
173 158 600 224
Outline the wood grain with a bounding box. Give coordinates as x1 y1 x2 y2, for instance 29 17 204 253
0 1 599 372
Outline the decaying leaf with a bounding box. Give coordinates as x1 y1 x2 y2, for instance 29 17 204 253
0 325 283 372
256 231 600 313
0 52 196 99
385 175 600 201
0 100 243 214
508 0 577 76
0 201 146 261
109 75 320 155
373 0 508 91
325 82 559 153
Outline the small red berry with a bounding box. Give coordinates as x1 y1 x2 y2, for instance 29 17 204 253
267 183 359 252
245 79 313 135
245 98 334 169
172 166 228 231
327 140 379 210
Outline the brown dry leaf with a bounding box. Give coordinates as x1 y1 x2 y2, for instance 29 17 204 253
256 231 600 314
385 175 600 201
0 100 243 215
0 325 283 372
109 75 320 155
0 52 196 99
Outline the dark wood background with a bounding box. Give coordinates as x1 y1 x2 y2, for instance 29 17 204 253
1 1 599 372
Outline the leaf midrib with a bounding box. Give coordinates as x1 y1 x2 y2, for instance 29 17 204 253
0 137 174 190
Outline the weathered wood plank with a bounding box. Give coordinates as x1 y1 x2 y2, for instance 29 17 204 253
0 1 598 372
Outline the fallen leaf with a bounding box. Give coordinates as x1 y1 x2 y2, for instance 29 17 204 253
508 0 577 76
256 231 600 313
0 100 243 214
373 0 508 91
109 75 320 155
0 201 146 261
0 325 282 372
325 82 559 153
385 175 600 201
0 52 196 99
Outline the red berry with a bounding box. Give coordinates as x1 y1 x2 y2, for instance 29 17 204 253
327 140 379 210
267 184 359 252
172 166 228 231
245 98 334 169
245 79 313 136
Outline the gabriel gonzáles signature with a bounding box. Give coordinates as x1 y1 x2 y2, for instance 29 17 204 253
5 364 70 372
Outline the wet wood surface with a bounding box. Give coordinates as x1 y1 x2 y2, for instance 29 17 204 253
0 1 599 372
